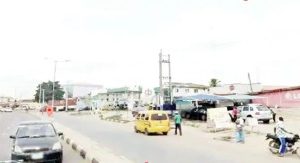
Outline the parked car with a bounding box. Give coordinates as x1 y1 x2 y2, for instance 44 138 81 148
238 104 273 123
134 110 170 135
10 121 63 163
3 107 13 112
180 106 209 121
77 106 91 111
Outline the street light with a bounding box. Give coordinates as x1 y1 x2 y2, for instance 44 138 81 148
47 59 70 110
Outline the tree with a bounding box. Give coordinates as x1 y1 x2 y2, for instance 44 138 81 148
209 78 221 87
34 81 65 103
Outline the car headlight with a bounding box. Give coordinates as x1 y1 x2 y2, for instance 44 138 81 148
14 145 23 153
52 142 62 150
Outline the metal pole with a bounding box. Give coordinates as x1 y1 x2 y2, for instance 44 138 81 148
42 89 45 105
168 54 172 103
159 49 163 109
248 72 253 93
65 89 68 112
39 84 42 104
52 61 57 110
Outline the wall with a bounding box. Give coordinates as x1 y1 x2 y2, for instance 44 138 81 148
253 89 300 108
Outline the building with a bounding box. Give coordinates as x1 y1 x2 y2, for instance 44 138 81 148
154 82 209 104
253 86 300 108
94 86 142 107
63 83 103 98
0 96 15 107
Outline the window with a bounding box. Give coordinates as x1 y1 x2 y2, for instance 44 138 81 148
185 89 189 93
194 89 198 93
151 113 167 120
176 89 179 93
257 105 269 111
16 124 56 138
145 114 149 120
250 107 254 111
243 106 249 111
136 114 140 120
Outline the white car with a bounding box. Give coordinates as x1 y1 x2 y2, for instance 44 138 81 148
3 107 13 112
238 104 272 124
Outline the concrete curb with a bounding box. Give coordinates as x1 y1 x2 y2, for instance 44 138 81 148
59 134 101 163
29 112 133 163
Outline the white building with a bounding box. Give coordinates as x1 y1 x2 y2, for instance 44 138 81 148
93 86 142 109
63 83 103 98
153 82 209 104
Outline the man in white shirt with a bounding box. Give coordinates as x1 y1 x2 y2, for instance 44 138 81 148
275 117 293 157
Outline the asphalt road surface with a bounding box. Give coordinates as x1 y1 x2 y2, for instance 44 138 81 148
0 111 87 163
50 112 300 163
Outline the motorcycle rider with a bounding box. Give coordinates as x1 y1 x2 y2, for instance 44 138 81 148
275 117 293 157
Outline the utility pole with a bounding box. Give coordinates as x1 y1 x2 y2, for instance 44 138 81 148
52 61 57 110
248 72 253 93
159 50 163 109
168 54 172 103
39 84 42 105
158 50 172 110
65 88 68 112
42 89 45 105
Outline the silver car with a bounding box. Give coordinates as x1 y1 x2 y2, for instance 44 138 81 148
238 104 272 124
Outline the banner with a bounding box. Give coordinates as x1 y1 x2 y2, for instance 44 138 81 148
207 107 232 130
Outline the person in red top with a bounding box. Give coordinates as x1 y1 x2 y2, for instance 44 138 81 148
232 106 238 122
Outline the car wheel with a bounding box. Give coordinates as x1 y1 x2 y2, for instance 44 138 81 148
163 132 168 135
145 128 150 135
134 126 139 133
201 115 207 121
186 114 190 119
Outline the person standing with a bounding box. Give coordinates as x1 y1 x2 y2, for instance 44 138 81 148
275 117 293 157
235 117 245 143
269 107 276 123
174 111 182 136
232 106 238 122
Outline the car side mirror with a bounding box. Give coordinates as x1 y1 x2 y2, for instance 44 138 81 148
10 135 16 139
57 132 63 136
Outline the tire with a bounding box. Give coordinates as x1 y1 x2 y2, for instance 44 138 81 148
134 126 139 133
163 132 168 135
201 115 207 121
263 120 270 124
268 140 279 154
145 128 150 135
186 114 191 119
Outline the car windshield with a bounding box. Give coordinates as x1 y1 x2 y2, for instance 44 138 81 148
151 113 167 120
256 106 269 111
16 124 56 138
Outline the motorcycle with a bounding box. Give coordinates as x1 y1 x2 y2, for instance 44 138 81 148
266 133 300 158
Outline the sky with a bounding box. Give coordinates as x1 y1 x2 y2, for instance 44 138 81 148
0 0 300 99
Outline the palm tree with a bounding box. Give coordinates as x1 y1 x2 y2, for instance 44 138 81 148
209 78 221 87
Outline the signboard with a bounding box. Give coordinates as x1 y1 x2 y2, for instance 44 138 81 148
207 107 232 130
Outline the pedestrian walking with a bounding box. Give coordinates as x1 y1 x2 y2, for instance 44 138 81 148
235 117 245 143
232 106 238 122
174 111 182 136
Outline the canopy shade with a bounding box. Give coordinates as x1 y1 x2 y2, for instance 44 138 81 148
176 94 228 101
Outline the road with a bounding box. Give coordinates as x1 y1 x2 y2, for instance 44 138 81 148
49 112 300 163
0 111 88 163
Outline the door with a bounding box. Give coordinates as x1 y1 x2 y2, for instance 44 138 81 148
242 106 249 119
